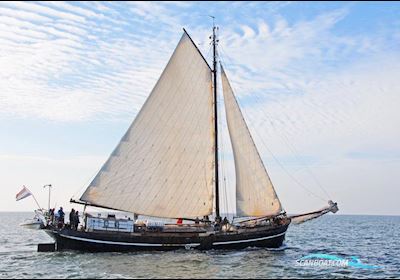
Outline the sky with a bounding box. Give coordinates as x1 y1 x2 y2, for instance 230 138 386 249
1 1 399 216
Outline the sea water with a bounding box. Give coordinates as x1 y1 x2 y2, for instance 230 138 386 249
0 213 399 279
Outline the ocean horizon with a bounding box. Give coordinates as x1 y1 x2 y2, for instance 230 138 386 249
4 211 400 216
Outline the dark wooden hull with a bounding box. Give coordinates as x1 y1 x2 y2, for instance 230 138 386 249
45 223 289 252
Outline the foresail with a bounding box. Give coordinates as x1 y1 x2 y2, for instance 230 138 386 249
221 66 282 217
80 32 214 219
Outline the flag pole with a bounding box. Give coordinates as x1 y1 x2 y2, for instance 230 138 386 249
43 184 52 210
24 186 42 210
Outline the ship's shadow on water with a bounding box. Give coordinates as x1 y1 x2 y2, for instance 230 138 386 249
1 213 399 279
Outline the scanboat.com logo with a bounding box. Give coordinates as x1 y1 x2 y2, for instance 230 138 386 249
296 254 382 269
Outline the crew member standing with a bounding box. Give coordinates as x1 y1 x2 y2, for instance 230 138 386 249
74 211 80 230
69 209 76 230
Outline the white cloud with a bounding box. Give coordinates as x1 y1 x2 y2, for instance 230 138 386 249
0 2 182 121
0 1 86 24
0 6 52 22
44 1 105 20
1 2 399 215
127 1 186 31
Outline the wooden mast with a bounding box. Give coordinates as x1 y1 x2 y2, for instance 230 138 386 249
212 21 220 219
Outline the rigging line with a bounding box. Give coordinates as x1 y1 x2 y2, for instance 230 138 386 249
240 100 327 202
213 49 331 198
218 48 327 202
261 110 331 199
241 87 332 200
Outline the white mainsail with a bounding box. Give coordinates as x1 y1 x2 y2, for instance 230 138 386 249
221 66 283 217
80 32 215 218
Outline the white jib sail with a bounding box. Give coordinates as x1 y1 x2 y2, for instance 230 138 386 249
80 32 215 219
221 66 283 217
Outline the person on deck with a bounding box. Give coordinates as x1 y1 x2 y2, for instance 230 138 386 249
69 209 76 230
75 211 80 230
57 207 65 228
214 216 222 231
48 208 54 226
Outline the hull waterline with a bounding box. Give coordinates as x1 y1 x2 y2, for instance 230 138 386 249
45 223 289 252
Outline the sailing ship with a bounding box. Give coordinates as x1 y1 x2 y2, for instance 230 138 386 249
45 26 338 252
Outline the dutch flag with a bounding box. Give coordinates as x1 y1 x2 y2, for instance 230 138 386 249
16 186 32 201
